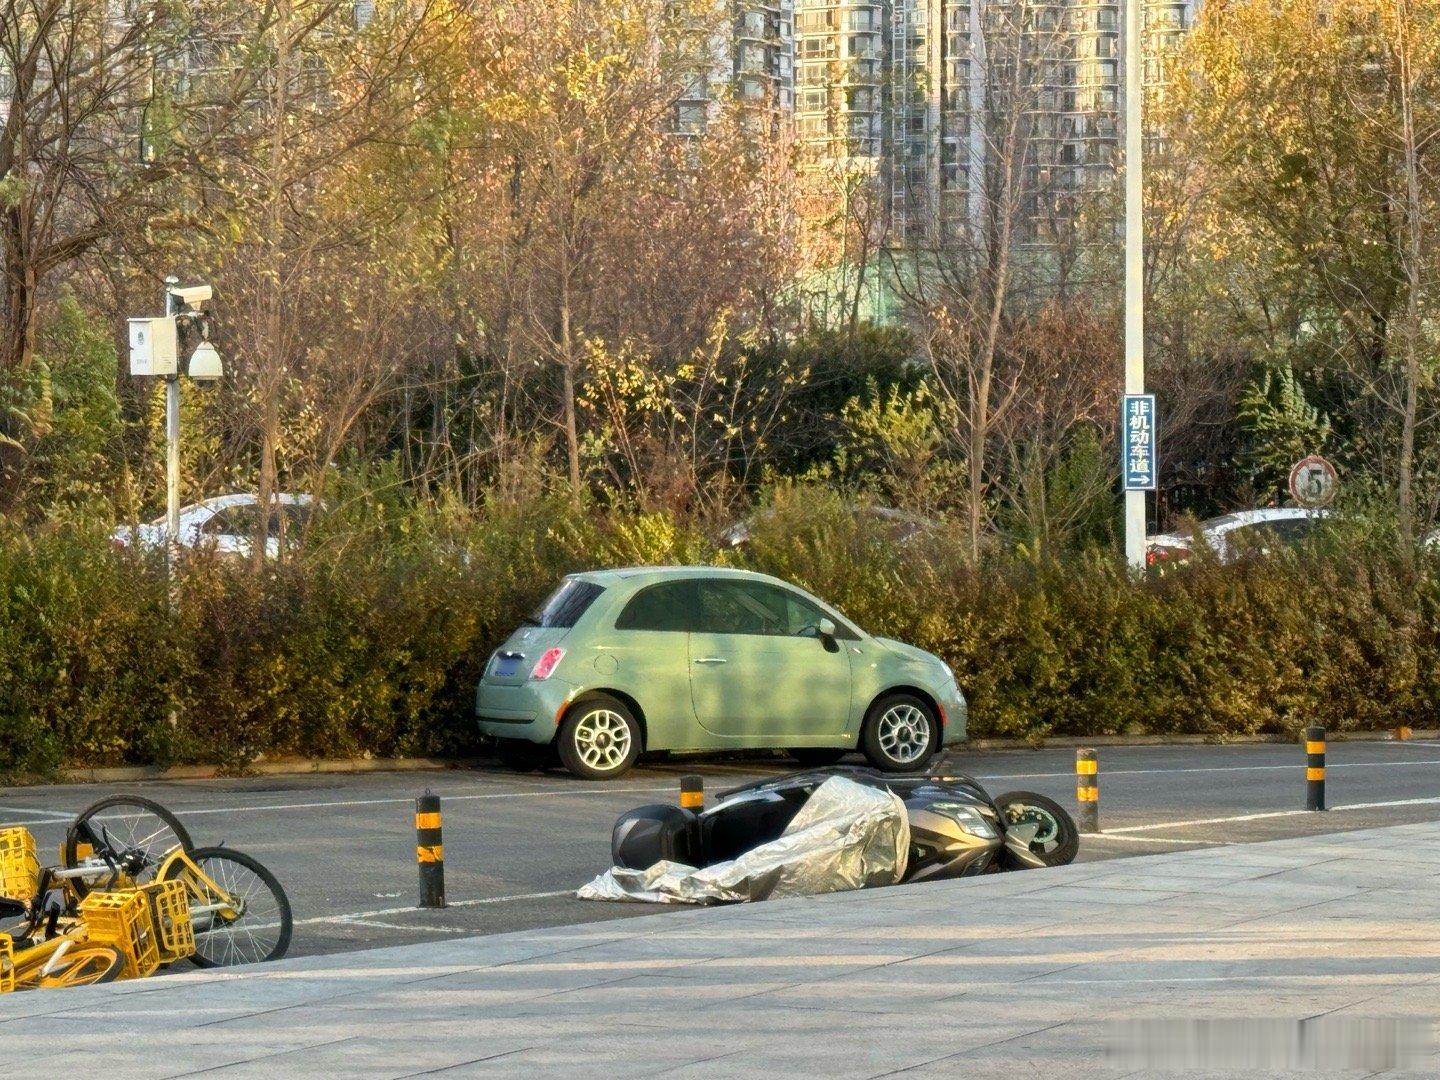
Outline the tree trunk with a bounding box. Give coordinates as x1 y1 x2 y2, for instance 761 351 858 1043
255 0 292 569
1394 0 1424 555
558 239 581 495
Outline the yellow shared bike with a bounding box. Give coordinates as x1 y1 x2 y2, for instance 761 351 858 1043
2 795 292 992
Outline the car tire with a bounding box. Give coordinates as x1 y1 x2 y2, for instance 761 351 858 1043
496 739 554 773
861 693 939 773
788 748 849 766
557 696 642 781
992 790 1080 867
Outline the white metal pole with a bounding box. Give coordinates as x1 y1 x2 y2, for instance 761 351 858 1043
164 275 180 575
1123 0 1147 570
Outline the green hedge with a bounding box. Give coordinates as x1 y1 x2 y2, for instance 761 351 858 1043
1 491 1435 778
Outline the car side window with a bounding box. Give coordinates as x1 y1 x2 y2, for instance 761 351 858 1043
1231 519 1310 550
614 581 695 632
695 580 857 639
1266 518 1315 543
201 507 257 536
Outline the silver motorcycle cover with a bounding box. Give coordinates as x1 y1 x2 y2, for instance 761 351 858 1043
577 775 911 904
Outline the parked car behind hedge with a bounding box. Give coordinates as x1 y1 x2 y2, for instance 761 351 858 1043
111 494 313 561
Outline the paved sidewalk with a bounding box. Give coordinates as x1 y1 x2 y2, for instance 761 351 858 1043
3 823 1440 1078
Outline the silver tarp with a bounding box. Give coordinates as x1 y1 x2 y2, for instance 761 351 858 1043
577 775 911 905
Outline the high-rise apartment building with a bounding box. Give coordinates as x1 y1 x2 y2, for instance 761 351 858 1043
794 0 885 159
782 0 1201 252
676 0 796 135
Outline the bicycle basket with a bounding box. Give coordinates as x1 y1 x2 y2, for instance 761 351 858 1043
140 880 195 964
0 828 39 904
0 934 13 994
78 890 159 980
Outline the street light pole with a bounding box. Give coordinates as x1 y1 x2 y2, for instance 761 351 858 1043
1123 0 1147 571
164 274 181 570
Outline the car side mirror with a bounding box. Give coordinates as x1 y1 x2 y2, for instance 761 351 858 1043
818 618 838 652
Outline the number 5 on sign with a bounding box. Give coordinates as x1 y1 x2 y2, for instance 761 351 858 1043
1122 394 1158 492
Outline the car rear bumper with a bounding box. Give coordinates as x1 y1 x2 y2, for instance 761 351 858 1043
475 678 577 744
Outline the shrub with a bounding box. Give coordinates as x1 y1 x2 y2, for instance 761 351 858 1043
0 486 1435 779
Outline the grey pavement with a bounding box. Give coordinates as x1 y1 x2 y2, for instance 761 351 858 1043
3 821 1439 1077
5 740 1440 954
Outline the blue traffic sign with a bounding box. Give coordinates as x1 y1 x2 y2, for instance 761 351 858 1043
1122 394 1158 491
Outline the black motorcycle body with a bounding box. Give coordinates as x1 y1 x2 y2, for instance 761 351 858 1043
611 767 1078 882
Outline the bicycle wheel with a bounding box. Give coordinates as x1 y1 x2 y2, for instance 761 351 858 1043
63 795 193 898
162 847 292 968
31 944 126 989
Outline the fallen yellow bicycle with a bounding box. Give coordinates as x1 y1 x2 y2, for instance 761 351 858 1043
1 795 292 992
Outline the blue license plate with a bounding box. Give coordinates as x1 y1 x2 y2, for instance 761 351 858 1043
494 655 521 677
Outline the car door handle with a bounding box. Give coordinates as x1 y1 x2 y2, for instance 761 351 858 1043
692 657 728 665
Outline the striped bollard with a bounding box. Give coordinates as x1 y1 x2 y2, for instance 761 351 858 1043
680 775 704 811
1075 749 1100 833
1306 726 1326 812
416 792 446 908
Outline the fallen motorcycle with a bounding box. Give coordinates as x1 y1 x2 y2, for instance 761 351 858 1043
609 767 1079 889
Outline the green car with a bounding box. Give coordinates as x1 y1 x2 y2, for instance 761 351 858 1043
476 566 967 780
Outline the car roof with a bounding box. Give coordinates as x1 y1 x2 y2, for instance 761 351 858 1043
149 492 312 526
573 565 795 589
1149 507 1332 545
1200 507 1330 531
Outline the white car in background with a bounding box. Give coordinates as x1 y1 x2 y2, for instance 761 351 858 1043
111 493 314 560
1146 507 1333 569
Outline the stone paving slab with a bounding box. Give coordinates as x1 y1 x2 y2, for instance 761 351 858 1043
4 822 1440 1077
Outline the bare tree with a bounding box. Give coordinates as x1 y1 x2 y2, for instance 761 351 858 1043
895 0 1071 560
0 0 272 499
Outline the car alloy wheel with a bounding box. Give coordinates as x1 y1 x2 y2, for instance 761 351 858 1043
558 695 642 780
573 708 632 772
876 703 931 765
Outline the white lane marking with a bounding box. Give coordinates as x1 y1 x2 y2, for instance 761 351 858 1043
1083 834 1215 845
1106 795 1440 834
274 889 573 931
971 758 1440 784
10 786 679 828
0 806 73 822
335 917 474 934
172 786 676 817
9 751 1440 830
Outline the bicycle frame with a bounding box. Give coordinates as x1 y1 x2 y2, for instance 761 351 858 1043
155 848 242 925
51 847 242 928
1 919 100 991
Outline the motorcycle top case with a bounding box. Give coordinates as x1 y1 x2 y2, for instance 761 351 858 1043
612 804 698 869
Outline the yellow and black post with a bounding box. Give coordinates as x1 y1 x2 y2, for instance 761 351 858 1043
1076 748 1099 833
416 791 446 908
1306 726 1326 812
680 775 704 812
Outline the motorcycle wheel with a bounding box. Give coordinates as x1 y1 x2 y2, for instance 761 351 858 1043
993 791 1079 866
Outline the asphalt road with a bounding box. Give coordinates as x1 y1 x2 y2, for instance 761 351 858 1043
4 740 1440 960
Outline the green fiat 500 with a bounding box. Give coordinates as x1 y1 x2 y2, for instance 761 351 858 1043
476 567 966 780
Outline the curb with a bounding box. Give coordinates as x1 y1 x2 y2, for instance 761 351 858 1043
960 730 1438 751
56 757 485 785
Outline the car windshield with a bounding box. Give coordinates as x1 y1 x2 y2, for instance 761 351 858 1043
525 579 605 629
1198 514 1243 531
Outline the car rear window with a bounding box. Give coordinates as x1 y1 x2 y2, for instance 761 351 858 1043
528 579 605 629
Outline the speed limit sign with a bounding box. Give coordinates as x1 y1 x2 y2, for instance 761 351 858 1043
1288 455 1338 508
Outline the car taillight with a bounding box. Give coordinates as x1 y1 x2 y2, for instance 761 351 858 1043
530 647 565 681
1146 546 1191 566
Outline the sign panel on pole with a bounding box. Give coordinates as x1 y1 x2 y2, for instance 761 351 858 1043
1121 393 1158 492
1288 454 1338 508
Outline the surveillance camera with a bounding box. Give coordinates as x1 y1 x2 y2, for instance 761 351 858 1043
168 283 213 311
